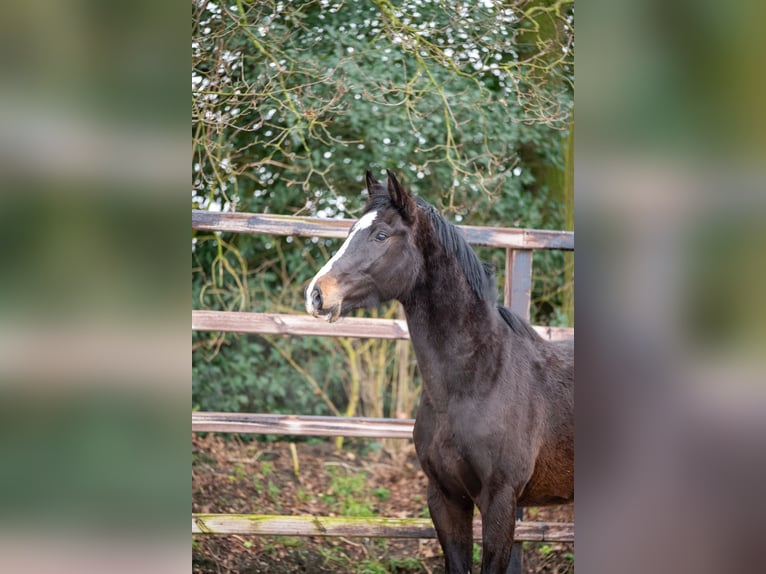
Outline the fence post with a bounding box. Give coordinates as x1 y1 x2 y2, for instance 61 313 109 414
504 248 533 320
504 248 534 574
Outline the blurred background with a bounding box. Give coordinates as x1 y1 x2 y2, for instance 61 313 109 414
576 0 766 573
0 1 188 572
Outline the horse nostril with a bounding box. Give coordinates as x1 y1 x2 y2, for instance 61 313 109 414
311 287 322 310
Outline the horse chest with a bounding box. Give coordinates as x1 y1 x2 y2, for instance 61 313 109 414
414 406 488 499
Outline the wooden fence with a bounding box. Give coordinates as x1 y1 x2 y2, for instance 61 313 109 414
191 209 574 544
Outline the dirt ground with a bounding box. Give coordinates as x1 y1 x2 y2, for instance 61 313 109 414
192 434 573 573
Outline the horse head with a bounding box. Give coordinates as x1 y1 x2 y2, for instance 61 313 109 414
305 170 423 322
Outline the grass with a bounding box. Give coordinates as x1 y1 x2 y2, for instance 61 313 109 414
192 450 216 466
473 542 482 566
356 559 389 574
227 461 248 482
261 536 305 557
322 465 378 517
317 544 352 571
248 459 282 507
295 484 312 503
260 460 274 477
266 480 281 506
317 540 427 573
386 556 422 571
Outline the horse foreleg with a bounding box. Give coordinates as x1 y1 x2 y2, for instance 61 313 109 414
428 481 474 574
479 487 517 574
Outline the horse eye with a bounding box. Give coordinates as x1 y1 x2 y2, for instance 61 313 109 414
375 231 388 242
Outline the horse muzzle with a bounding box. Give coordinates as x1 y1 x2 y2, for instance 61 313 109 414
305 278 343 323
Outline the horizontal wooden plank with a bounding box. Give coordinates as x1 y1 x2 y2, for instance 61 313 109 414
192 514 574 542
193 210 350 239
192 210 574 250
192 310 410 339
193 412 415 439
460 224 574 251
192 311 573 341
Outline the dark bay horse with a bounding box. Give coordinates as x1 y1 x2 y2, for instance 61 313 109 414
305 170 574 573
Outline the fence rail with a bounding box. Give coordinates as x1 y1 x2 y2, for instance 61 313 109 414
193 412 414 439
193 514 574 542
192 310 573 341
192 210 574 250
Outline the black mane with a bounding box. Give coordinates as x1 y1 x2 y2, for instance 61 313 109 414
364 192 542 341
415 197 490 301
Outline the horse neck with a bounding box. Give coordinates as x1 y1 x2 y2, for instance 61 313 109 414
400 248 500 386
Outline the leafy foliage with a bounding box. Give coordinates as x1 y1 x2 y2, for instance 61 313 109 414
192 332 347 416
192 0 572 214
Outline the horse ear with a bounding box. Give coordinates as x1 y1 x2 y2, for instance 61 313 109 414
365 170 383 198
386 169 416 220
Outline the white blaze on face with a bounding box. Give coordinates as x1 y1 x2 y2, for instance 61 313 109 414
305 210 378 314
